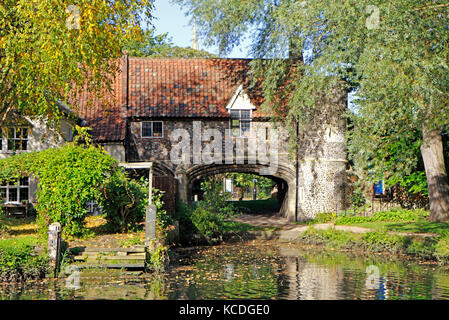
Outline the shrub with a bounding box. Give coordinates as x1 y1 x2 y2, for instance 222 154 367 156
100 172 148 233
101 173 173 236
0 239 48 282
360 231 405 253
191 207 227 243
175 177 236 244
406 237 437 259
0 127 118 237
435 234 449 264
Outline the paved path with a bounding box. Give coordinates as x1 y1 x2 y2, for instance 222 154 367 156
232 214 437 242
232 214 298 230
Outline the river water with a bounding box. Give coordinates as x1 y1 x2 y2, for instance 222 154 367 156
2 240 449 300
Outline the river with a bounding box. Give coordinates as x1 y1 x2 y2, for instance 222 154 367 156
1 240 449 300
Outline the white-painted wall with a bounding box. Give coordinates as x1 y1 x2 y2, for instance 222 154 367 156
0 117 73 159
103 143 126 162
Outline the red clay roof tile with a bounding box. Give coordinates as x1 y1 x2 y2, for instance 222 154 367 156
73 57 266 142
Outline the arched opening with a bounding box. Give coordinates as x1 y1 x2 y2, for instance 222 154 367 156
185 163 296 219
190 173 287 215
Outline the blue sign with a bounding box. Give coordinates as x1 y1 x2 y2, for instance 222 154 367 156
374 181 384 195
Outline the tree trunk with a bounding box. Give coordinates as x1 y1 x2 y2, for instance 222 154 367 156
420 127 449 222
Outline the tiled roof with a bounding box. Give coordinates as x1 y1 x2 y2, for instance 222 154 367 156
72 57 267 142
72 60 127 143
127 57 264 119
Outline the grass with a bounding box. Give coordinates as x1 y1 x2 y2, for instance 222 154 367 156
0 235 44 250
292 208 449 264
339 220 449 235
222 220 278 232
301 209 449 236
0 215 38 238
229 199 280 214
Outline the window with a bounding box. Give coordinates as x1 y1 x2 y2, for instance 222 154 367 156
230 110 251 137
142 121 163 138
4 127 28 151
1 177 29 203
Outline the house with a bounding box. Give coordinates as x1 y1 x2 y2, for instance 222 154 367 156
73 55 284 214
1 54 349 221
0 114 76 215
74 54 348 221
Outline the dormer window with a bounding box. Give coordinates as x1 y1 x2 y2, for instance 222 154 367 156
226 85 256 138
230 110 251 137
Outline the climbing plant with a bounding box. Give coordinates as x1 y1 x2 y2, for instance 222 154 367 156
0 127 118 237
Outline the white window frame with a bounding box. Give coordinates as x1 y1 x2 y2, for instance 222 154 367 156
1 177 30 204
229 110 252 137
1 127 29 153
141 121 164 138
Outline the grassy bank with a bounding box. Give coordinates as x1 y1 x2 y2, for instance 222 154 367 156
0 236 48 282
294 209 449 263
304 209 449 235
296 225 449 264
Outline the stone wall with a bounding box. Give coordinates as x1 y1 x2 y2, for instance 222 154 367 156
127 86 349 222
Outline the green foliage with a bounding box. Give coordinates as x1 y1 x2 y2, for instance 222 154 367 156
360 232 406 253
153 188 173 239
191 207 227 243
0 0 154 127
100 173 148 233
123 27 217 58
335 209 429 225
191 178 236 243
198 178 235 217
146 240 169 273
0 131 118 237
175 177 236 244
101 170 173 238
226 173 274 200
406 237 437 260
434 234 449 264
0 238 48 282
301 227 437 258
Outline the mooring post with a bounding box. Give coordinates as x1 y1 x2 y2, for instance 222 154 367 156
145 164 157 247
48 222 61 277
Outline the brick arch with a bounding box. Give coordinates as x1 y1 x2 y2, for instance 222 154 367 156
152 161 175 178
184 162 297 220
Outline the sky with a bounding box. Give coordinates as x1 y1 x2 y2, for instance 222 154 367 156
152 0 252 58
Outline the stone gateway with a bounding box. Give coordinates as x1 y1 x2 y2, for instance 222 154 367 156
74 55 349 221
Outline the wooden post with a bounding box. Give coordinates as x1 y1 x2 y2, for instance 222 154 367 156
48 222 61 277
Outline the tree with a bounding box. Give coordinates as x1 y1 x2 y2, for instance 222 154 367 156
226 173 274 199
174 0 449 221
123 28 217 58
0 0 154 128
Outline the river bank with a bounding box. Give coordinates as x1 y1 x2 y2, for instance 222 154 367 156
2 240 449 300
230 209 449 265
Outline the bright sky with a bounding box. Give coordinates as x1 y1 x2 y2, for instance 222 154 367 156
152 0 252 58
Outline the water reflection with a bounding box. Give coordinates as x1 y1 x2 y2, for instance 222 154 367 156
2 241 449 300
